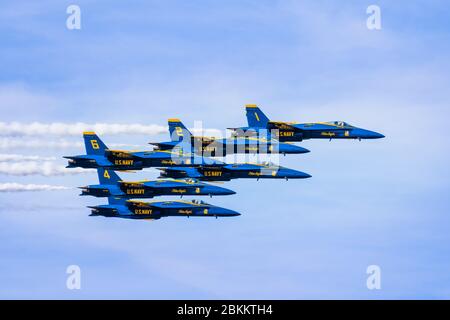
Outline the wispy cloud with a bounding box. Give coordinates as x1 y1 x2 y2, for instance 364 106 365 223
0 154 56 162
0 122 167 136
0 182 70 192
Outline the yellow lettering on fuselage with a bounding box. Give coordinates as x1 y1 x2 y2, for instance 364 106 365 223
321 132 336 137
114 159 134 166
179 209 193 214
134 209 152 215
276 131 294 137
171 188 187 194
204 171 222 177
248 171 262 176
161 160 175 165
126 189 145 195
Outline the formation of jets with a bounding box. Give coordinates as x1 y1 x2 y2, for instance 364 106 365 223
65 105 384 221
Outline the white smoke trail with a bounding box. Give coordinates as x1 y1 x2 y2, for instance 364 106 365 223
0 161 93 176
0 138 82 149
0 122 167 136
0 154 56 162
0 183 70 192
0 122 224 138
0 138 146 150
191 128 224 138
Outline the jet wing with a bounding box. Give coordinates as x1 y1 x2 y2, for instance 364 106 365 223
94 157 114 166
143 201 190 209
131 151 170 159
157 167 203 178
142 180 203 190
223 163 265 171
81 185 124 196
109 188 125 196
267 121 300 131
149 141 179 149
64 155 114 166
147 201 208 209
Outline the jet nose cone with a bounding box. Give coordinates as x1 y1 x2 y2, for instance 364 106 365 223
279 144 310 154
297 146 310 154
216 186 236 195
277 168 311 179
225 209 241 216
210 207 241 216
373 132 385 139
364 129 385 139
354 129 385 139
288 169 312 179
203 185 236 196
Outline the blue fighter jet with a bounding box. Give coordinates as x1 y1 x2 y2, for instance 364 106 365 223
64 132 223 171
229 105 385 141
149 119 309 156
88 196 240 220
80 167 235 198
158 162 311 181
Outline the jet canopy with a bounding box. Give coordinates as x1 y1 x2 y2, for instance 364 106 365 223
261 161 278 167
328 121 353 128
192 199 207 205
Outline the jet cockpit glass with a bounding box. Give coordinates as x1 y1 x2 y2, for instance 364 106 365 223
333 121 352 128
262 161 276 167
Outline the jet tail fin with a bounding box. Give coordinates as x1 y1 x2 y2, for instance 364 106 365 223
246 105 270 128
168 119 192 142
97 168 122 185
83 132 108 155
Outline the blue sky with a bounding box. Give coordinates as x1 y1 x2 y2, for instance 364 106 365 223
0 0 450 299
